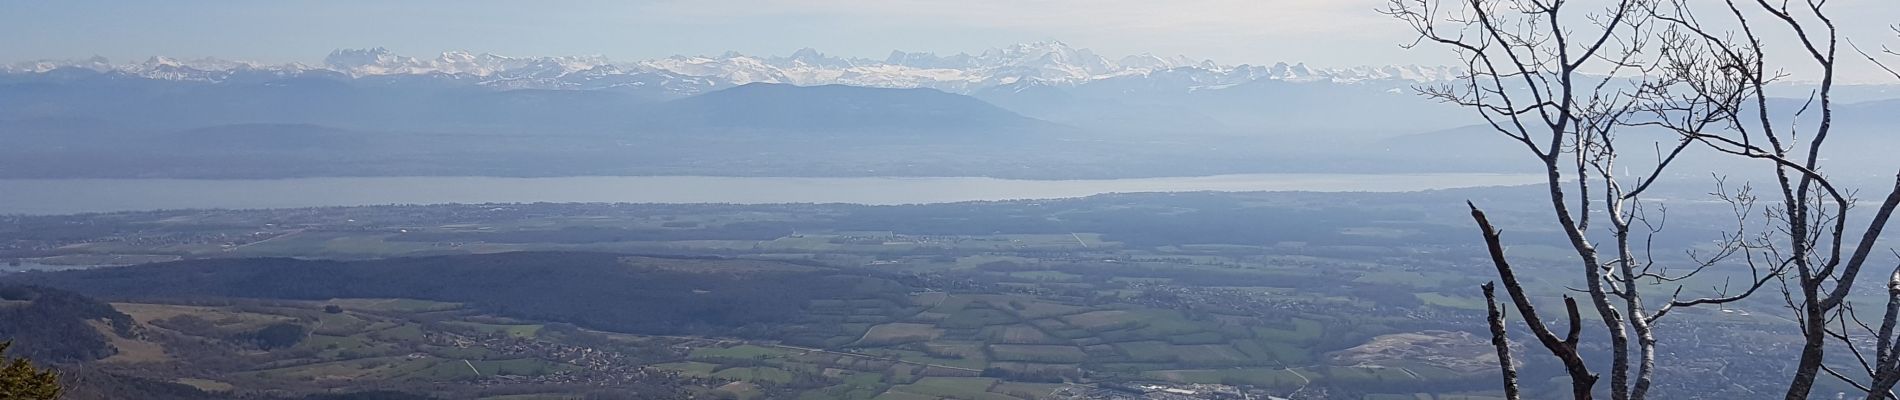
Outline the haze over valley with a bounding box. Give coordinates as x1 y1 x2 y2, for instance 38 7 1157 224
10 43 1893 181
7 1 1900 400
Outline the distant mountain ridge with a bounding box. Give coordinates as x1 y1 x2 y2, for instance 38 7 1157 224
653 83 1055 134
2 42 1467 96
0 42 1492 136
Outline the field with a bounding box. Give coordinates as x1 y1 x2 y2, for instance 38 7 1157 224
857 323 946 345
652 361 721 378
691 344 797 360
615 287 1475 398
712 367 796 383
81 300 657 397
10 191 1698 399
1140 367 1314 388
885 377 1018 400
988 345 1087 363
443 322 545 338
82 284 1484 399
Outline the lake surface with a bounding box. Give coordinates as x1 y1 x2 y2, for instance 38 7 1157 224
0 174 1543 215
0 262 104 273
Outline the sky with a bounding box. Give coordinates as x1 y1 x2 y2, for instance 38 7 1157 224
1 0 1897 79
0 0 1463 65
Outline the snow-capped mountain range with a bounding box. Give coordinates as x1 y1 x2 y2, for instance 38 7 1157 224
1 42 1463 95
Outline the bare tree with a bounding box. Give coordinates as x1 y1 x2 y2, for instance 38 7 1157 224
1636 1 1900 398
1865 22 1900 400
1776 15 1900 400
1383 0 1787 399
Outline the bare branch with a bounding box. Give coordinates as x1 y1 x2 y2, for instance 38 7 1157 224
1483 282 1524 400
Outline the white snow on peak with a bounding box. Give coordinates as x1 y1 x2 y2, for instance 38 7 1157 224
3 43 1464 93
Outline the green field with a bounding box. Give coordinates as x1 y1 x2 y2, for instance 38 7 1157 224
653 361 721 378
25 194 1645 400
443 322 545 338
1417 293 1488 310
988 344 1088 363
857 323 946 345
692 344 797 360
712 367 797 383
886 377 1017 400
1142 367 1315 388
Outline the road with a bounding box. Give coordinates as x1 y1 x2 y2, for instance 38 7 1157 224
640 331 983 373
765 343 985 373
223 229 305 252
1285 366 1312 396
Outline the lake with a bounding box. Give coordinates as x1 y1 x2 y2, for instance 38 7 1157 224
0 173 1543 215
1 262 105 273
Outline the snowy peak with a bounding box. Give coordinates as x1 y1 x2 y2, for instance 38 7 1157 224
1254 62 1462 83
321 47 611 77
324 47 409 72
983 42 1098 67
639 54 791 85
5 43 1463 93
0 56 113 74
1117 53 1202 71
768 48 865 69
885 50 977 69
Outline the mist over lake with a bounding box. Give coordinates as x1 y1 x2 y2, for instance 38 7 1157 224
8 1 1900 397
0 173 1541 214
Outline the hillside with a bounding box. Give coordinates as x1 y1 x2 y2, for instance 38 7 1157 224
0 284 136 363
655 83 1058 135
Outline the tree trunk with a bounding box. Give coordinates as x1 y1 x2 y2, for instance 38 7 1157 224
1483 283 1522 400
1471 203 1598 399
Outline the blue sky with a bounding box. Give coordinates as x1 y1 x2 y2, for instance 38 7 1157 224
0 0 1445 65
2 0 1897 81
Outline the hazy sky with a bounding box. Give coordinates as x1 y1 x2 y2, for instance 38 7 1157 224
2 0 1897 75
0 0 1413 64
